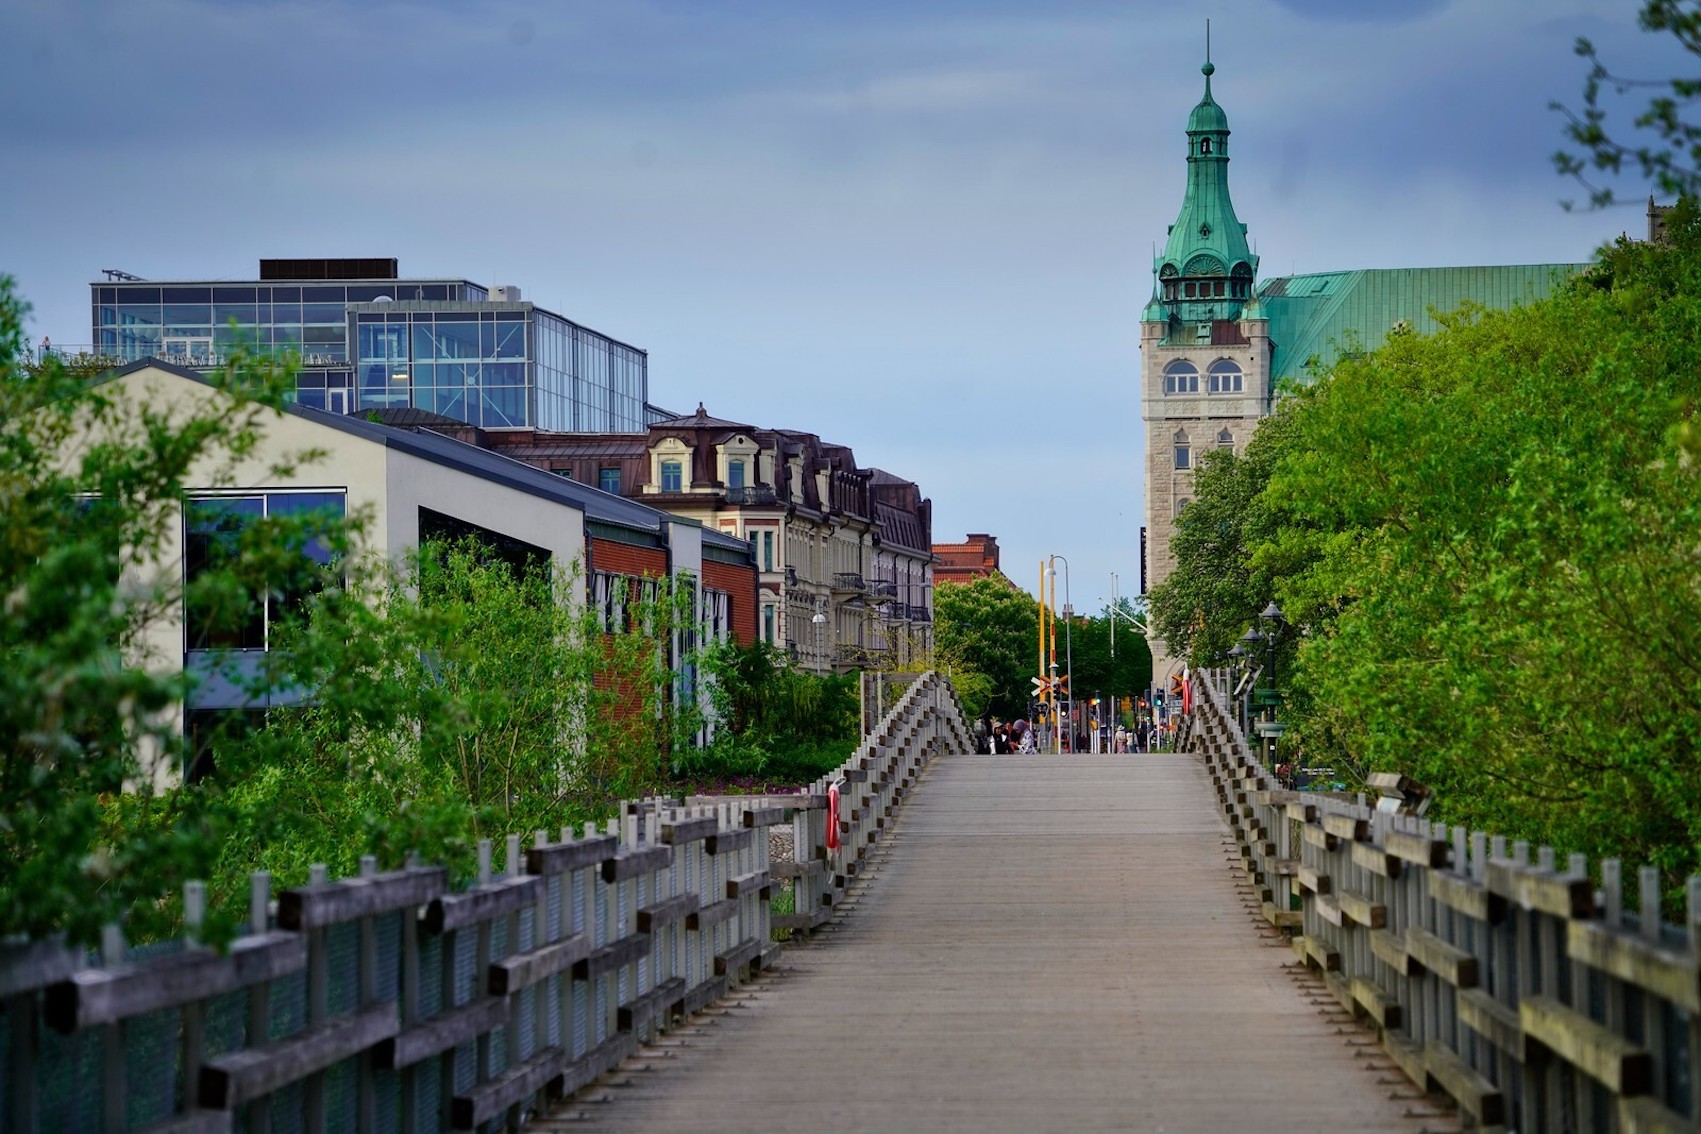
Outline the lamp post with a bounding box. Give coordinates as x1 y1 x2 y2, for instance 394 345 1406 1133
1245 602 1286 784
1048 555 1072 754
1226 641 1247 735
811 600 828 675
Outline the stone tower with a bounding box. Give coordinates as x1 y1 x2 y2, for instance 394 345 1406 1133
1142 56 1274 687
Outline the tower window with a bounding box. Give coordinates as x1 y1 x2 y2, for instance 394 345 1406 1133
1208 359 1244 394
1185 282 1197 298
1163 361 1200 395
1217 428 1234 448
1200 137 1212 155
1173 430 1191 470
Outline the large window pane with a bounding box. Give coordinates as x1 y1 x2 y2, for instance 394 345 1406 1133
185 497 266 650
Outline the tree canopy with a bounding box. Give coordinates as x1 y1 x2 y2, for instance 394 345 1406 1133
1156 205 1701 886
933 577 1040 721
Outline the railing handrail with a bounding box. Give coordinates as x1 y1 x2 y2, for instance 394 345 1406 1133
1190 668 1701 1132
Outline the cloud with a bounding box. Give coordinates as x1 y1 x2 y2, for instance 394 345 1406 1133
1269 0 1447 23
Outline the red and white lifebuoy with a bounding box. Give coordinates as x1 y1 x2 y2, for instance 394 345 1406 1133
826 781 841 852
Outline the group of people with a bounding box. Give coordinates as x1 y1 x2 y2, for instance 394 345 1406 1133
978 717 1164 754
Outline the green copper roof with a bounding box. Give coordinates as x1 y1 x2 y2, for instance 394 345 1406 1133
1257 264 1591 382
1157 60 1256 320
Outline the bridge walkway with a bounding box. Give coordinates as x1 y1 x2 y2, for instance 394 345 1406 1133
537 753 1460 1133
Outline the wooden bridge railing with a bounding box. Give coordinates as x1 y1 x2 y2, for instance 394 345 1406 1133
0 670 971 1134
1192 669 1701 1134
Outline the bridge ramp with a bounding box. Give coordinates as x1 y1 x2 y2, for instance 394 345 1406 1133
538 753 1454 1132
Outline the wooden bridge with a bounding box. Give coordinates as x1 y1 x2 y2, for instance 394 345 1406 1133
6 669 1701 1132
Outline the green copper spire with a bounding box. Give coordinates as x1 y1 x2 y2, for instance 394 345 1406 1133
1155 48 1258 324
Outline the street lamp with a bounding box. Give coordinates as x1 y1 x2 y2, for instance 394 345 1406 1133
1226 641 1247 734
1254 602 1287 784
1048 555 1072 754
811 601 828 675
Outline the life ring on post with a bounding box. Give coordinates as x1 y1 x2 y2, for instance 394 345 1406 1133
826 781 842 852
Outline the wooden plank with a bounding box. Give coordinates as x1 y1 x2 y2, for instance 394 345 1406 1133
488 933 591 995
714 939 762 977
841 767 869 782
1261 902 1303 929
772 908 833 931
682 975 728 1015
559 1033 637 1098
132 1112 233 1134
1297 866 1331 896
1302 935 1340 972
770 860 825 880
0 938 83 999
1423 1040 1506 1126
1337 889 1387 929
688 899 739 931
573 934 651 982
1486 861 1595 920
1385 829 1449 869
602 844 673 883
741 806 791 828
526 834 619 876
1321 813 1369 842
618 976 687 1034
659 816 718 845
46 931 304 1032
200 1002 398 1108
1521 994 1652 1095
450 1045 566 1129
1314 895 1346 928
1350 842 1402 878
1429 870 1506 924
1620 1095 1701 1134
1456 987 1523 1058
1302 825 1339 852
1266 858 1300 877
1405 927 1478 988
1323 969 1353 1012
726 870 771 900
705 828 756 856
1383 1031 1426 1087
1285 802 1318 823
636 892 700 934
1369 927 1409 973
423 875 545 935
374 995 509 1070
1350 976 1402 1029
277 866 445 930
1567 920 1701 1013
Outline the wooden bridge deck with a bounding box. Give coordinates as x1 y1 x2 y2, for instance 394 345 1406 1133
539 753 1457 1132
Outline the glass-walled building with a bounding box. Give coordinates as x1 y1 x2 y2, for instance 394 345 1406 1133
88 259 648 432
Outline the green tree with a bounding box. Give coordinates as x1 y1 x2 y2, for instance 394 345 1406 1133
1058 608 1151 715
0 277 358 945
933 577 1040 721
1553 0 1701 208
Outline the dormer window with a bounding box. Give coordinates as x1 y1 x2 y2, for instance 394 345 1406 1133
660 460 683 492
727 460 745 490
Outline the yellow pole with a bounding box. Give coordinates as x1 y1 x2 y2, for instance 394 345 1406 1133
1048 559 1059 751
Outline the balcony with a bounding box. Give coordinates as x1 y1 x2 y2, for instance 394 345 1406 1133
724 485 777 506
835 642 891 668
832 572 866 594
784 566 798 588
871 580 899 599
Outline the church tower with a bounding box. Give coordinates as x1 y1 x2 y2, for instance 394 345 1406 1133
1142 52 1274 687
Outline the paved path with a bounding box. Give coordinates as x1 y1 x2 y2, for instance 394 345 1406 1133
538 753 1457 1133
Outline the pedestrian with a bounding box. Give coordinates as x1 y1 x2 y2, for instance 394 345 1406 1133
1017 720 1036 754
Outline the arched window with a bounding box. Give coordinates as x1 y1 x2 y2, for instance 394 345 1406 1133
1173 430 1191 470
1208 359 1244 394
1217 428 1234 448
1200 137 1212 155
1175 498 1191 515
1163 360 1199 395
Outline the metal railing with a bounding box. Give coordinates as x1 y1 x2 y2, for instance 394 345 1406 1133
1191 669 1701 1133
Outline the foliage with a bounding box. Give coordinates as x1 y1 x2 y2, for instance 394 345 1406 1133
1051 606 1151 712
1553 0 1701 208
0 277 355 946
687 641 859 785
932 577 1041 721
1178 207 1701 887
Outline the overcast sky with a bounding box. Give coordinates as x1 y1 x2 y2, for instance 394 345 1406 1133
0 0 1683 609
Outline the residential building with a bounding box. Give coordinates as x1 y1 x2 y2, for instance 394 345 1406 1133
372 404 936 674
933 533 1009 587
1140 56 1590 687
95 360 755 786
85 258 664 431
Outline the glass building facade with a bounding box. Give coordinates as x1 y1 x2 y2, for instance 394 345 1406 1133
90 268 648 432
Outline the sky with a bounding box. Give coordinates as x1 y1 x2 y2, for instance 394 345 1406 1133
0 0 1684 609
